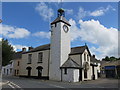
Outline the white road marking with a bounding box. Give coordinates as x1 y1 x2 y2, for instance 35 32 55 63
48 84 65 88
8 83 15 88
10 81 21 88
6 81 23 90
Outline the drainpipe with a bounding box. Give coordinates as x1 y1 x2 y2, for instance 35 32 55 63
61 68 63 81
48 50 50 80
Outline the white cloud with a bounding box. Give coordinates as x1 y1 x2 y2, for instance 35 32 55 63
76 7 89 19
35 2 54 21
65 9 73 15
90 9 104 16
69 18 118 59
76 5 116 19
33 31 50 39
0 24 30 39
90 5 116 16
12 44 28 51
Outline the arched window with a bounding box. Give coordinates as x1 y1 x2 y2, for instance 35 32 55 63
84 53 86 61
87 55 89 61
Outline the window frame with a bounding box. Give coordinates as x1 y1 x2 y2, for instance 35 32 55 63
38 52 43 63
64 68 67 74
28 54 32 64
84 53 86 61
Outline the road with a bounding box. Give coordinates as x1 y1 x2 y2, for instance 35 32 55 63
1 76 119 89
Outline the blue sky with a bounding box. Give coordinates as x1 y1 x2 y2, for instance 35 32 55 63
1 2 118 59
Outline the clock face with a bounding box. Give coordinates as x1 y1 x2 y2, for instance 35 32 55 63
63 25 69 33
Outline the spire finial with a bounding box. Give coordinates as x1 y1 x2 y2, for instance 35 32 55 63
57 0 65 17
58 8 65 17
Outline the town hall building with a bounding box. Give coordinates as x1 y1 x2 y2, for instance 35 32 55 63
16 8 100 82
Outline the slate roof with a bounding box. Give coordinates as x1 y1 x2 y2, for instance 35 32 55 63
22 44 50 54
101 60 120 66
70 45 91 56
90 56 101 63
51 16 71 26
22 44 91 56
60 57 82 69
13 51 23 60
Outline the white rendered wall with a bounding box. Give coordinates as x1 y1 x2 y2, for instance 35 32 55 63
94 67 98 79
73 69 79 82
62 69 79 82
81 49 91 81
62 69 74 82
50 22 70 81
2 62 14 76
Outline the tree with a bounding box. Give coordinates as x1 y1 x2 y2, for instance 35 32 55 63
102 56 119 61
1 38 15 66
104 56 110 61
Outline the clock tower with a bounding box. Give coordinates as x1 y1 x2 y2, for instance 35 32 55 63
49 8 71 81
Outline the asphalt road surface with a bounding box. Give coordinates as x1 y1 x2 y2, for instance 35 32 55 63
1 76 119 89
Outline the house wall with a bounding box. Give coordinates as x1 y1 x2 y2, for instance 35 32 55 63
69 49 96 81
62 69 73 82
2 61 14 76
20 50 50 77
94 67 98 79
13 59 21 76
82 49 90 81
62 69 79 82
73 69 79 82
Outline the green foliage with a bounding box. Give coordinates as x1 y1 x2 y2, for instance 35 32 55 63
102 56 119 61
1 38 15 66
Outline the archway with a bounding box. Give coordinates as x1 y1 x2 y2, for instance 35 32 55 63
36 66 43 78
26 67 32 77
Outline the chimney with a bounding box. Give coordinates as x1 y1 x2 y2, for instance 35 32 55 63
93 55 95 58
22 48 26 52
28 47 33 51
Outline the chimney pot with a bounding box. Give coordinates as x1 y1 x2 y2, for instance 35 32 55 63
22 48 26 52
28 47 33 51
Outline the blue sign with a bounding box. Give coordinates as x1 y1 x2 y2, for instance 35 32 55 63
105 66 116 70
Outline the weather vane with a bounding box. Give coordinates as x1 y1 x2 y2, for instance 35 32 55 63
60 0 63 8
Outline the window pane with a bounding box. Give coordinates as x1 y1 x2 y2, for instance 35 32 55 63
64 68 67 74
38 53 43 63
28 54 32 63
84 54 86 61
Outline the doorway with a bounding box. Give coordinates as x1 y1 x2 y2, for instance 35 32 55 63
26 67 32 77
79 69 82 81
36 66 43 78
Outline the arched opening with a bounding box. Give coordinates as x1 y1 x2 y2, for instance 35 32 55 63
36 66 43 78
26 67 32 77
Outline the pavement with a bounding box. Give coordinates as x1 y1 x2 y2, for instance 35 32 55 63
0 76 119 89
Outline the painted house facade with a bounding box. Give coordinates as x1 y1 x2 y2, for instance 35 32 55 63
18 8 100 82
2 60 14 76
